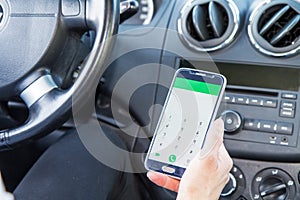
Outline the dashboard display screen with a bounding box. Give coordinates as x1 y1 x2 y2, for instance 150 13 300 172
180 60 300 91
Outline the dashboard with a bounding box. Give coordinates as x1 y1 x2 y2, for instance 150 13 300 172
97 0 300 199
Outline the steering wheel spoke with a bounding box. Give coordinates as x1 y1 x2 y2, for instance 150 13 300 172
0 87 68 150
20 75 58 108
61 0 88 31
62 0 116 32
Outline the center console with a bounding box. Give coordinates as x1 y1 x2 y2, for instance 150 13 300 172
93 0 300 198
178 59 300 200
220 159 300 200
179 60 300 160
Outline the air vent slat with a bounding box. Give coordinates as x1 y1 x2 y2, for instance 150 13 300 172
192 5 209 40
209 1 226 37
259 5 290 35
270 14 300 45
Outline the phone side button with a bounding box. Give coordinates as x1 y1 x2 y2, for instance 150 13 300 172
161 166 176 174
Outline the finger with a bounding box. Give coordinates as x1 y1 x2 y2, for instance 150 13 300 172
214 174 231 198
198 118 224 159
218 144 233 173
147 171 180 192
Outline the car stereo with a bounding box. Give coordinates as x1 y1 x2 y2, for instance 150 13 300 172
179 60 300 150
220 87 298 148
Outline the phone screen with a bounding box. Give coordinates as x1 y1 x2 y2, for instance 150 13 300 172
146 69 225 177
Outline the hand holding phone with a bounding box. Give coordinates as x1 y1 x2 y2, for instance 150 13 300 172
145 68 226 178
147 119 233 200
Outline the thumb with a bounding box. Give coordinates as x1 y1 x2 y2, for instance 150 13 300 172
198 118 224 159
147 171 180 192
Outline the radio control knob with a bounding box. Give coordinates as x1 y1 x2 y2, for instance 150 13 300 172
221 173 237 197
220 110 242 133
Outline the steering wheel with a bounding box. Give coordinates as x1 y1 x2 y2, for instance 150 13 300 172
0 0 119 150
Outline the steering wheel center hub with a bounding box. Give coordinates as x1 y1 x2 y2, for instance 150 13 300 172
0 0 63 98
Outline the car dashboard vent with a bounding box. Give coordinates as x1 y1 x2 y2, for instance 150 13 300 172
187 2 228 41
178 0 239 52
248 1 300 57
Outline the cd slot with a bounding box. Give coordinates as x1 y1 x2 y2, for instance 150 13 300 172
225 87 278 98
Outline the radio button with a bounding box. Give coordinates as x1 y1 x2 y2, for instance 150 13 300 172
262 99 277 108
259 121 276 133
230 96 237 104
282 93 297 100
224 95 237 104
244 119 259 131
281 101 296 109
277 123 293 135
249 98 262 106
221 110 242 133
236 96 247 104
224 95 233 103
280 109 295 118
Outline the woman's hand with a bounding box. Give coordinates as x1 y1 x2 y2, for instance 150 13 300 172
147 119 233 200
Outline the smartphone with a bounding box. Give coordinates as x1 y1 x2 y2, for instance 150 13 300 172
145 68 226 179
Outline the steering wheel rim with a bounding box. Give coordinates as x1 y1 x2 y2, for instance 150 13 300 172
0 0 119 150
